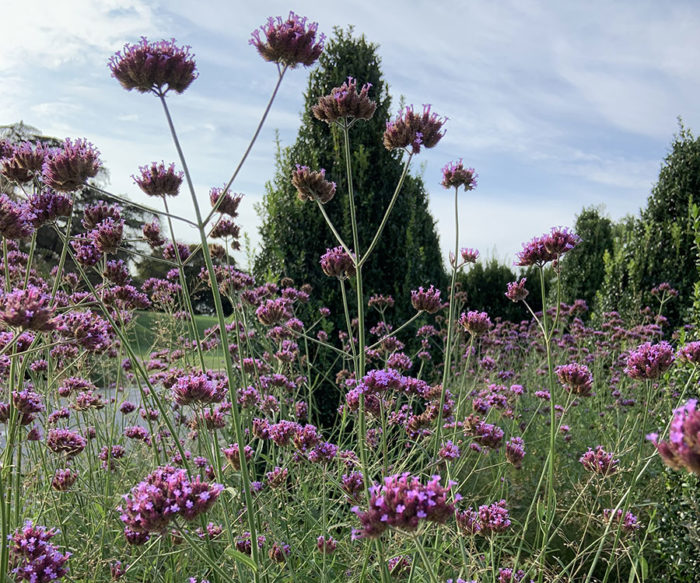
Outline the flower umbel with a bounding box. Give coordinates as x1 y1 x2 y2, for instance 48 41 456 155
312 77 376 124
250 12 325 68
383 104 446 154
441 160 477 191
109 37 198 95
133 162 183 197
292 165 336 204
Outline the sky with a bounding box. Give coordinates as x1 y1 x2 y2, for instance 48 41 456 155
2 0 700 269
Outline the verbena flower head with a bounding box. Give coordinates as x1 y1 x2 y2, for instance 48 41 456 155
173 373 226 406
383 104 447 154
42 138 101 192
603 509 640 532
210 188 243 217
119 466 223 541
515 227 580 267
109 37 197 95
461 248 479 263
255 297 292 325
320 246 356 279
411 285 442 314
556 363 593 396
505 278 528 302
441 160 477 191
52 468 78 491
647 399 700 475
312 77 376 124
0 286 56 332
8 521 70 583
47 428 87 457
677 341 700 365
1 141 50 183
133 162 183 197
579 446 619 476
351 472 457 539
250 12 324 68
292 165 336 204
624 341 675 380
29 190 73 226
459 310 493 336
0 193 35 239
505 436 525 469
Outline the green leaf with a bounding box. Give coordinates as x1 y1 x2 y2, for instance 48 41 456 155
225 547 258 572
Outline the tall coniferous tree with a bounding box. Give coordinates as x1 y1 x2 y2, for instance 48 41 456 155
255 28 446 330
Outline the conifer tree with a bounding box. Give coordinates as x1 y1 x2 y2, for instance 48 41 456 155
255 27 447 330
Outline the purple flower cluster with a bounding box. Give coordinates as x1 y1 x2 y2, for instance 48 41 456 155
119 465 223 543
313 77 376 124
133 162 183 197
320 246 356 279
292 165 336 204
250 12 324 68
647 399 700 475
42 138 101 192
411 285 442 314
0 193 35 239
459 311 493 336
109 37 198 95
505 278 528 302
8 521 70 582
505 436 526 469
47 429 87 457
579 446 619 476
441 159 477 191
351 473 457 539
457 499 511 536
515 227 580 267
556 363 593 396
677 341 700 365
603 509 640 532
172 373 226 406
624 341 675 380
383 104 446 154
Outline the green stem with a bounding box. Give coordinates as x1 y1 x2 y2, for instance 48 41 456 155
157 92 262 577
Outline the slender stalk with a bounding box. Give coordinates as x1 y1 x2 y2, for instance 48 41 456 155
157 92 262 575
434 185 460 451
358 152 413 268
202 66 288 227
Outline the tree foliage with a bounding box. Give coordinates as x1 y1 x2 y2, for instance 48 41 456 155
254 27 447 330
597 123 700 326
558 206 614 311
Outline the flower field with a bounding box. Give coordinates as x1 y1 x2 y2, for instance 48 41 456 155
0 11 698 583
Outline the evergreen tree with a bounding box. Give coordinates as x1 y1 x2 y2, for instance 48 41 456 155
558 206 614 311
597 123 700 327
255 27 447 331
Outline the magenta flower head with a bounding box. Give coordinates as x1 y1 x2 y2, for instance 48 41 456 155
256 297 292 325
143 219 165 248
29 190 73 227
383 104 447 154
461 248 479 264
0 286 56 332
42 138 101 192
515 227 580 267
556 363 593 396
624 341 675 380
133 162 183 197
441 159 477 191
411 285 442 314
172 373 226 406
647 399 700 475
292 165 336 204
210 188 243 217
8 521 71 583
312 77 376 124
109 37 197 95
579 446 619 476
320 246 356 279
250 12 324 68
505 278 528 302
0 194 35 240
351 472 457 539
459 310 493 336
47 428 87 457
1 142 50 183
677 341 700 365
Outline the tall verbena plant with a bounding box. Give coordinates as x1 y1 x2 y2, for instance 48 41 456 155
0 11 699 583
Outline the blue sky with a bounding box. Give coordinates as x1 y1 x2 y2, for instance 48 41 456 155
3 0 700 268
